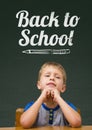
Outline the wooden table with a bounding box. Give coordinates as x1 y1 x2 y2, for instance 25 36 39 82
0 126 92 130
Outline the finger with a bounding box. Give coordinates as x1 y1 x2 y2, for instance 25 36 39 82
51 90 54 97
47 90 51 96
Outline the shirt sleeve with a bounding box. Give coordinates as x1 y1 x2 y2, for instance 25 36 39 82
67 101 77 111
24 101 34 111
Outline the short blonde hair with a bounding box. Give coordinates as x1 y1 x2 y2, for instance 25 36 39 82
38 61 67 84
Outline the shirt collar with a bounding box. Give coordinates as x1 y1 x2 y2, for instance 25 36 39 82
42 103 60 111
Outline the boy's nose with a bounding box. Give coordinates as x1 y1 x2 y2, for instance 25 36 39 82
50 75 55 80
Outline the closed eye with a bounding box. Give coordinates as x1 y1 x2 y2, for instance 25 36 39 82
55 75 61 79
56 76 60 79
45 74 50 77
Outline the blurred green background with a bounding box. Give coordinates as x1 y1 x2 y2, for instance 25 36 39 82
0 0 92 126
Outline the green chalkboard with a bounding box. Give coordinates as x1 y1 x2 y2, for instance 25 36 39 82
0 0 92 126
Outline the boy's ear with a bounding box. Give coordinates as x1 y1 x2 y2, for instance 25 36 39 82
61 84 66 93
37 81 41 90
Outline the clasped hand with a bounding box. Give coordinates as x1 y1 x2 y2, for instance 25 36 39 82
40 88 60 103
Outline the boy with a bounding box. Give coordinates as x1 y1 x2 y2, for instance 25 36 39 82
20 61 82 128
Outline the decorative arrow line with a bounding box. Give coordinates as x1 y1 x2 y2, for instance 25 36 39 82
22 49 70 55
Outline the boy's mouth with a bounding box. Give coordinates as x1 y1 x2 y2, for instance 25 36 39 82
47 82 56 87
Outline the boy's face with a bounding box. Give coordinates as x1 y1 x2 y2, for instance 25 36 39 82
37 65 66 93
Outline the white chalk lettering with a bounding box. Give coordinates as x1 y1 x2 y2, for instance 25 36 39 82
19 30 74 47
64 12 80 27
16 10 60 27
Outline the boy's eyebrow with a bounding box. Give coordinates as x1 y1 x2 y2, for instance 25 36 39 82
44 72 61 75
44 72 50 74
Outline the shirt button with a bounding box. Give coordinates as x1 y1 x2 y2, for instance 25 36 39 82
50 113 53 116
50 109 53 112
49 117 52 120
